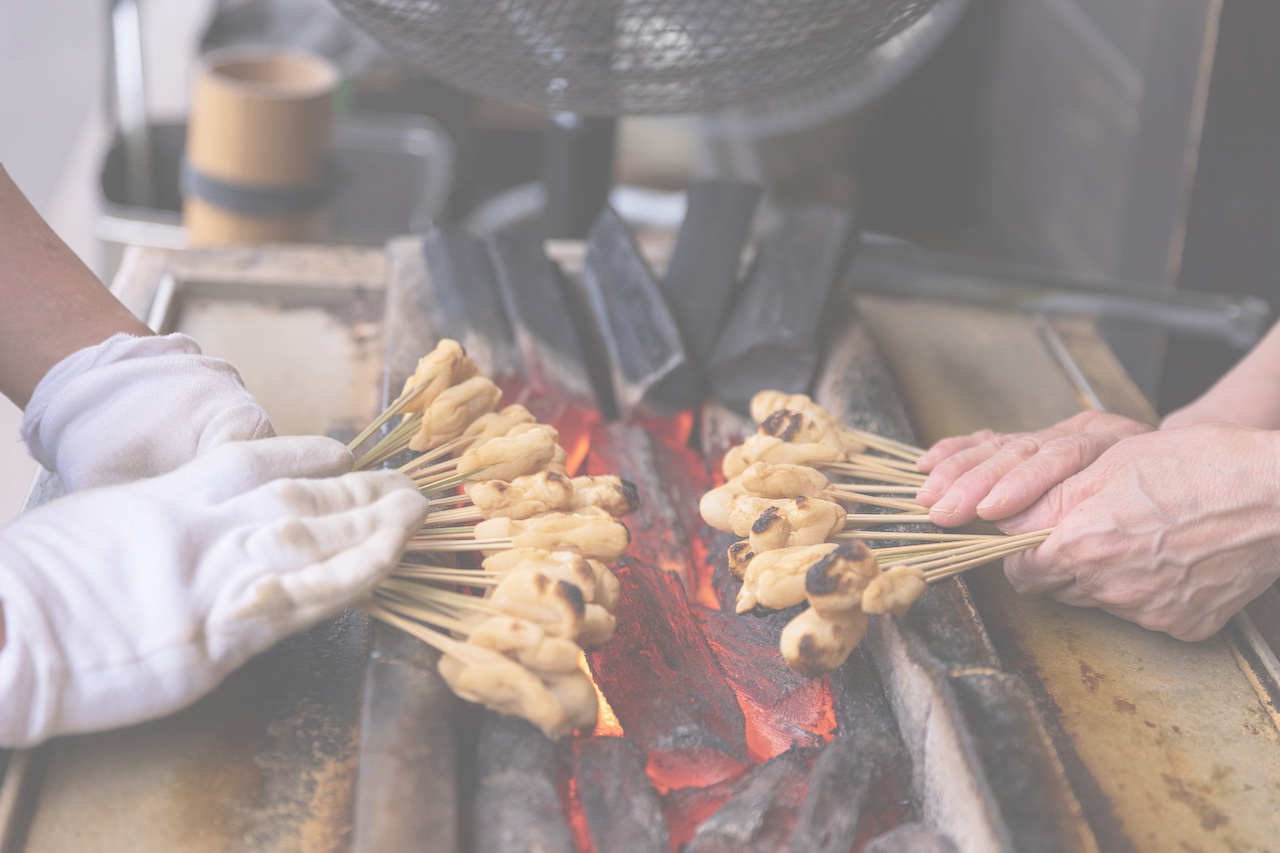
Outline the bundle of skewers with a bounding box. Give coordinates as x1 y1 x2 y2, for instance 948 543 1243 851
701 390 1050 677
351 339 639 739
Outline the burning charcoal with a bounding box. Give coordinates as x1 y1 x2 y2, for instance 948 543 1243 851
660 180 763 367
862 823 959 853
585 422 704 595
469 712 576 853
684 746 816 852
790 652 916 853
422 227 521 379
695 607 833 757
586 558 749 787
573 737 671 853
486 231 598 407
706 206 858 415
580 206 699 417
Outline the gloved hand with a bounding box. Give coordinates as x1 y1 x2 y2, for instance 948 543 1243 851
0 435 429 747
916 411 1153 526
22 332 274 491
996 424 1280 641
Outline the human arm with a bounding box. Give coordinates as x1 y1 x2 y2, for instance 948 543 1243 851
993 423 1280 641
1160 318 1280 429
0 435 429 746
0 164 152 408
0 164 274 490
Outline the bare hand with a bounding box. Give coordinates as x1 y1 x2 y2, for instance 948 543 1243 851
916 411 1153 527
996 424 1280 641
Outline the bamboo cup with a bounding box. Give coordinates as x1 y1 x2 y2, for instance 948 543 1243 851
183 46 338 245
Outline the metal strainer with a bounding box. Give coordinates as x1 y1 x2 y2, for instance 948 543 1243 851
328 0 958 122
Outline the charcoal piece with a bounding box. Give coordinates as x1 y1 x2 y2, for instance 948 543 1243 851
788 652 916 853
684 746 816 852
950 670 1094 853
706 206 858 415
467 712 575 853
661 180 763 367
354 624 460 853
788 736 911 853
586 558 749 789
863 823 959 853
707 528 748 612
695 606 831 756
486 231 598 407
580 206 699 417
573 737 670 853
421 227 522 379
584 421 705 595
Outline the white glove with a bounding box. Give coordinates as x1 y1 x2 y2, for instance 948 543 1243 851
21 332 274 491
0 435 429 747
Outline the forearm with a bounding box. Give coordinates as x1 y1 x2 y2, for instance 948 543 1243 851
1162 319 1280 429
0 165 151 408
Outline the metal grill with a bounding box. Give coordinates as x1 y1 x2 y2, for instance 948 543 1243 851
330 0 948 119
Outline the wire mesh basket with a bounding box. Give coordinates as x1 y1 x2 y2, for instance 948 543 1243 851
330 0 960 124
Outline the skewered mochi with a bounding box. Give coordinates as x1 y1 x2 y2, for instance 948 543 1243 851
749 390 817 425
736 543 838 613
861 565 927 616
569 475 641 516
459 404 536 448
487 569 585 639
750 391 874 457
805 541 881 617
543 669 602 733
439 648 585 739
410 376 503 451
578 604 619 648
738 461 830 498
456 424 564 482
723 434 842 479
475 509 631 563
780 607 870 677
483 549 621 611
480 547 597 601
759 409 846 453
466 471 575 519
399 339 476 413
726 540 756 580
699 486 780 536
467 615 583 674
747 496 846 553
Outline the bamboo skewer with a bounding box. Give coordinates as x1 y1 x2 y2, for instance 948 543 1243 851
844 512 933 526
824 491 926 512
843 427 925 460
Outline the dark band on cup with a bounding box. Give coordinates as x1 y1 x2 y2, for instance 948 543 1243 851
181 160 332 216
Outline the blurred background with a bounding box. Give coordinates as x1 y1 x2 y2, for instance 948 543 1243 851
3 0 1279 523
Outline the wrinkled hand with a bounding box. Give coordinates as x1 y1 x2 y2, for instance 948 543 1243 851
22 333 274 491
0 436 429 747
916 411 1153 526
995 424 1280 641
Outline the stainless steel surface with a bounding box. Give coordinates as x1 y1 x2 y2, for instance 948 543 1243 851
850 234 1271 349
